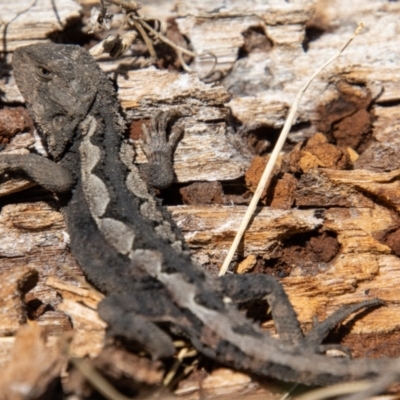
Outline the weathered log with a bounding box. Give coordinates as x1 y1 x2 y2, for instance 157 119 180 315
0 0 400 397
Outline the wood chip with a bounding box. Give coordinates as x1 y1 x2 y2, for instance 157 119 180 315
0 324 68 400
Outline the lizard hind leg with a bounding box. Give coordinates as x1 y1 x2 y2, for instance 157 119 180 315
220 274 385 355
98 294 176 359
219 274 305 345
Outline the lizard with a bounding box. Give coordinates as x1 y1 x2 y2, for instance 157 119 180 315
3 42 397 387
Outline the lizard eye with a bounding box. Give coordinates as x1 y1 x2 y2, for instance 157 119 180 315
36 65 52 81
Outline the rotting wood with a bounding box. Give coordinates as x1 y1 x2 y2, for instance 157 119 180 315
46 277 106 358
0 267 37 337
0 0 81 52
0 0 400 397
176 0 400 147
0 324 68 399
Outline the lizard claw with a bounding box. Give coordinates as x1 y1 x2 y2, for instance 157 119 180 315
303 298 385 351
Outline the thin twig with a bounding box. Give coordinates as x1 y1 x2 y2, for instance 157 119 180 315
165 347 198 386
71 357 133 400
279 383 298 400
163 347 189 387
294 365 400 400
218 23 365 276
177 50 194 73
197 51 219 81
130 17 157 60
131 16 196 58
295 380 371 400
94 0 219 77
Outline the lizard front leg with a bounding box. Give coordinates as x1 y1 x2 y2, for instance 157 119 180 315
0 154 74 193
139 110 185 189
220 274 304 344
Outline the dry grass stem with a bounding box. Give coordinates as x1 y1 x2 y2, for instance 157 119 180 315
218 23 365 276
71 357 133 400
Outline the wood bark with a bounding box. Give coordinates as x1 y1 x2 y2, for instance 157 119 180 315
1 0 400 397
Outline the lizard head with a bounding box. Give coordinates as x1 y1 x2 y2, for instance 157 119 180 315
13 43 110 161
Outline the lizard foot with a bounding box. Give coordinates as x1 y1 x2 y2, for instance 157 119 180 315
302 298 385 354
139 109 186 189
